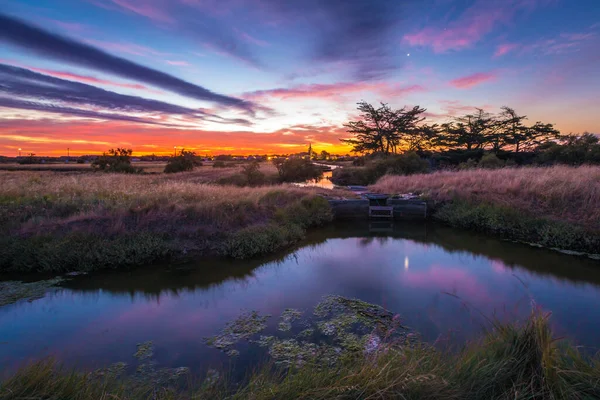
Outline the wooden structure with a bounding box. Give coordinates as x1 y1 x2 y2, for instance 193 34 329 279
365 194 393 219
328 194 427 221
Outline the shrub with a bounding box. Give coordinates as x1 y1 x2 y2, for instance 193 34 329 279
458 158 478 170
221 223 305 259
331 152 429 186
433 200 599 253
384 151 430 175
272 158 323 183
212 161 227 168
0 233 171 272
240 161 265 186
478 153 505 169
92 148 141 174
331 167 371 186
164 150 201 173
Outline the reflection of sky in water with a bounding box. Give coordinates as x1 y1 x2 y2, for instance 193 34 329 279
1 235 600 375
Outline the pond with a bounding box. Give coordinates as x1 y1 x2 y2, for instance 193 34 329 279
1 222 600 378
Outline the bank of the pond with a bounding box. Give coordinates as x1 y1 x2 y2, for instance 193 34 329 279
0 171 338 273
371 166 600 255
2 312 600 400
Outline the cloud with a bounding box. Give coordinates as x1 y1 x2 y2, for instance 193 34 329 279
165 60 190 66
237 31 269 47
105 0 263 67
0 13 256 112
84 39 169 57
0 60 152 91
404 0 554 53
0 98 176 126
111 0 174 23
100 0 411 80
494 43 519 57
243 82 426 101
255 0 407 80
0 63 252 126
523 31 597 55
449 72 497 89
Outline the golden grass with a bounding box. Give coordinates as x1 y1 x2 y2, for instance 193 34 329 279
371 165 600 231
0 166 331 210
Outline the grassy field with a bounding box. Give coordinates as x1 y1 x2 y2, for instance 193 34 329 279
371 165 600 253
0 161 280 177
0 169 342 273
0 161 168 173
2 312 600 399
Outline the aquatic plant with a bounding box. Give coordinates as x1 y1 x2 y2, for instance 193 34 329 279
0 277 64 307
205 296 410 368
204 311 271 353
278 308 303 332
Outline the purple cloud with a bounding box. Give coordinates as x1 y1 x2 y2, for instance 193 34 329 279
0 13 256 113
0 63 252 126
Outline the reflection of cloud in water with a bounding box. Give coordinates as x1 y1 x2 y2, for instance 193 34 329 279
402 265 491 303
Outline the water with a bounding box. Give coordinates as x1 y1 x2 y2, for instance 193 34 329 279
294 165 337 189
1 222 600 376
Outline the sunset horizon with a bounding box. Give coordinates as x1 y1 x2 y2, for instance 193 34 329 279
1 0 599 157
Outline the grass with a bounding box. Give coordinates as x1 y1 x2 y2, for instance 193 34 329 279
2 311 600 399
371 165 600 254
0 170 341 273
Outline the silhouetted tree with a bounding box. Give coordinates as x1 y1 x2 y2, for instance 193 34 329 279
164 149 201 173
342 101 429 154
437 109 495 151
92 148 140 173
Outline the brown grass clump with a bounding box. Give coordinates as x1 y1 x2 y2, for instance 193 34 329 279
371 165 600 232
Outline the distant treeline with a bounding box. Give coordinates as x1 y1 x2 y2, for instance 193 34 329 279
342 101 600 167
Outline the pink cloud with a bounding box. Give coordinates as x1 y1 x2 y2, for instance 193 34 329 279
238 31 269 47
494 43 519 57
0 59 154 92
521 32 597 56
165 60 190 66
450 72 497 89
110 0 174 23
84 39 169 57
243 82 426 101
404 0 554 53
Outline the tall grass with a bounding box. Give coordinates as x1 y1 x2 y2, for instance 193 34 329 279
371 166 600 253
3 312 599 399
0 171 335 272
371 166 600 231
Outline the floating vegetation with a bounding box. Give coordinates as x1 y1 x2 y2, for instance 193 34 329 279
134 341 154 361
94 362 127 379
297 328 315 339
206 296 411 368
0 277 64 307
204 311 270 353
92 341 190 393
277 308 303 332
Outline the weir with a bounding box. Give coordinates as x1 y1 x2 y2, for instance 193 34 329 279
328 194 427 220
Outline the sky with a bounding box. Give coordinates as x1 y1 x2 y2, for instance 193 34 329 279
1 0 599 156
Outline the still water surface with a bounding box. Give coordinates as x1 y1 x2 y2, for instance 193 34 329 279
1 222 600 375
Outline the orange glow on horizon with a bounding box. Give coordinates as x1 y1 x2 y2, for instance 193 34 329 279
0 121 355 156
